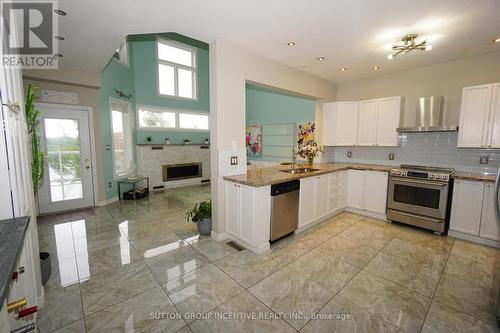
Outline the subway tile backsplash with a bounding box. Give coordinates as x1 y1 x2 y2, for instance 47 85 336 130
324 132 500 174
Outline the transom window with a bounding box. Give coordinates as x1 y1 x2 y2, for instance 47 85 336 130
137 106 208 131
157 38 196 99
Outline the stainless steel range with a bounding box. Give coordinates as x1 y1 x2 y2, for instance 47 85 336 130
387 165 455 234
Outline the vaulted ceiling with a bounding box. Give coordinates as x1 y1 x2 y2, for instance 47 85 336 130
58 0 500 82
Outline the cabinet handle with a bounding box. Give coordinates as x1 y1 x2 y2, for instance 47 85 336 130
7 298 27 312
16 306 37 319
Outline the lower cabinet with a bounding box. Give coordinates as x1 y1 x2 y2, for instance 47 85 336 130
346 170 388 215
225 182 271 252
450 180 500 241
299 172 346 229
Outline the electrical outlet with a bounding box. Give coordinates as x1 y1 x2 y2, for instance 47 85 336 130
388 153 395 161
230 156 238 165
108 182 113 188
480 155 489 164
347 151 352 158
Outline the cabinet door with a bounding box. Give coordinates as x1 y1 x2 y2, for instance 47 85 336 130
239 185 254 245
458 84 492 148
332 102 359 146
488 83 500 148
357 99 379 146
315 175 329 219
346 170 364 209
322 102 336 146
225 182 240 237
363 171 388 214
377 97 401 147
480 182 500 241
299 177 316 228
450 180 484 235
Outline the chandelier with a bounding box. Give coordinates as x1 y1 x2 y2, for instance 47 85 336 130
387 34 432 60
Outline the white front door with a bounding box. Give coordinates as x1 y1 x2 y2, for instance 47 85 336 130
37 105 95 213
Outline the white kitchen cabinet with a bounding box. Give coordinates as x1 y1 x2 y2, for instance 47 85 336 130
224 182 271 252
346 170 364 209
322 101 359 146
450 180 484 235
357 99 379 146
299 175 330 228
363 171 388 214
329 171 346 213
458 83 500 148
377 96 402 147
480 183 500 241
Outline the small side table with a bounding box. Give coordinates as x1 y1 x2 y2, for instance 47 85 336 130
117 177 150 200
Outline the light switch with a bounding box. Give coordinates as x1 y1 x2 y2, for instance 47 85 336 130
230 156 238 165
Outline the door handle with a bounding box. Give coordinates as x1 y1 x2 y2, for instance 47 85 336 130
84 158 91 170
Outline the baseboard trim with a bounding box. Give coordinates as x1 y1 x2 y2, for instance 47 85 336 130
448 230 500 249
345 207 387 221
295 209 344 234
211 231 230 242
97 196 119 206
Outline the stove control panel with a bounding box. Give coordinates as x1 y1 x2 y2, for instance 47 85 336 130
390 169 450 182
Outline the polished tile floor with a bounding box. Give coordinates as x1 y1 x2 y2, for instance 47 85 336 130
36 184 500 333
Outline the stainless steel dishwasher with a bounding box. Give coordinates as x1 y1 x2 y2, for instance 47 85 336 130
270 180 300 241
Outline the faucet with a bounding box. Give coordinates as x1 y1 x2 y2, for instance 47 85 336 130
291 147 297 170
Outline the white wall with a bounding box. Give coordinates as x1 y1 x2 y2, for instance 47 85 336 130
209 39 337 237
336 51 500 127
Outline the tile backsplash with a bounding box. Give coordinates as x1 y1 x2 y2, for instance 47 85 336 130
324 132 500 174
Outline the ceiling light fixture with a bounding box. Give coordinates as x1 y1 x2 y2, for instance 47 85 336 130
54 9 67 16
372 66 380 70
492 38 500 43
317 57 325 61
54 35 65 40
287 41 296 47
339 67 347 71
387 34 432 60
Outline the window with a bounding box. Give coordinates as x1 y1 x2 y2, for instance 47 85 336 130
179 113 209 130
138 107 176 129
137 106 209 131
157 38 196 99
110 99 133 177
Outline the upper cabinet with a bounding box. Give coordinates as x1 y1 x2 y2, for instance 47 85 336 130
322 101 359 146
458 83 500 148
323 96 401 147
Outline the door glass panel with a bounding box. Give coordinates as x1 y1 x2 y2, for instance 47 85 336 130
45 118 83 202
393 184 440 209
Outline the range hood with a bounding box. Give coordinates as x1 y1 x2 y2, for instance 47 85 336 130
397 96 458 133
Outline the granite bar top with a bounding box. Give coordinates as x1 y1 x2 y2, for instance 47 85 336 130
223 163 392 187
452 171 496 182
0 216 30 309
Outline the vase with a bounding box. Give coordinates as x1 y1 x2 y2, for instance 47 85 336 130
197 218 212 235
307 157 314 166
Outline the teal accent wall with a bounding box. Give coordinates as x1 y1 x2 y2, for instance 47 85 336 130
130 33 209 145
99 33 209 199
245 84 316 161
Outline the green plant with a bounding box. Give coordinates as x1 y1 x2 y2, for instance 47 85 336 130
25 84 44 192
186 200 212 223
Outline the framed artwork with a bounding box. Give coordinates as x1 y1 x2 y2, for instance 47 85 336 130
246 125 262 157
297 122 315 157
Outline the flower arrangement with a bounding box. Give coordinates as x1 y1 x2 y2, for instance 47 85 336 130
298 141 323 164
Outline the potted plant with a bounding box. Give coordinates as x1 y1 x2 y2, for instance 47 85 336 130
186 201 212 235
298 141 323 165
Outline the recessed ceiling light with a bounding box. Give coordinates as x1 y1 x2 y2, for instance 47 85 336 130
372 66 380 70
492 38 500 43
387 54 394 60
54 35 64 40
339 67 347 71
54 9 67 16
287 41 296 47
425 44 433 51
317 57 325 61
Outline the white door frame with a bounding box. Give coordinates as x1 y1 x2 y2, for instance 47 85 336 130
34 102 98 210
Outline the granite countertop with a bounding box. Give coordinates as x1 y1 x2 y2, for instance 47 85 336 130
223 163 393 187
0 216 30 310
452 171 496 182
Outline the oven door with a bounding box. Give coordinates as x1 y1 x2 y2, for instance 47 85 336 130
387 176 449 220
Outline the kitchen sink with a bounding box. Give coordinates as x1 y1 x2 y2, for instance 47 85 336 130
281 168 320 174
